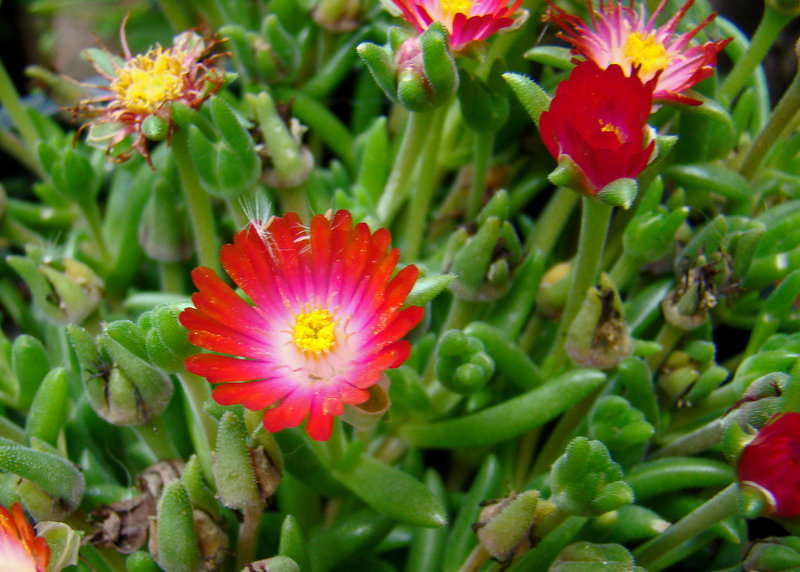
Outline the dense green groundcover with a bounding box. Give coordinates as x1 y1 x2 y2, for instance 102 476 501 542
1 0 800 570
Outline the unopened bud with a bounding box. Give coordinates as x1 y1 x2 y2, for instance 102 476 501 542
473 490 541 562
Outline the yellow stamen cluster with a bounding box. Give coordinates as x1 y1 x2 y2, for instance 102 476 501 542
111 48 186 114
624 32 671 77
293 309 337 354
441 0 473 18
598 119 624 143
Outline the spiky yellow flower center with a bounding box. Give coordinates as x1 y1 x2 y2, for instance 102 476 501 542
599 119 624 143
111 48 186 114
441 0 473 18
624 32 671 77
293 309 337 354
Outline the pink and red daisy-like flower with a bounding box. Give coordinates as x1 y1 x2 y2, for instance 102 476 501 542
180 210 424 441
738 412 800 518
391 0 524 52
73 22 224 166
539 61 655 195
0 503 50 572
545 0 732 105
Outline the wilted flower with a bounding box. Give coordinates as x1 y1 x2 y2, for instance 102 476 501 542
539 61 655 196
180 210 424 441
545 0 732 105
390 0 524 51
73 22 224 166
738 412 800 518
0 503 50 572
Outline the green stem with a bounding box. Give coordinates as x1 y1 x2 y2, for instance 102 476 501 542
376 110 432 225
529 386 602 478
739 51 800 180
236 506 263 570
279 185 309 221
547 198 613 375
132 416 180 461
526 187 578 258
172 129 221 275
634 483 740 569
402 105 448 261
608 251 639 291
457 543 490 572
176 371 216 481
646 322 684 372
720 4 793 102
0 128 45 178
79 199 111 264
159 262 185 294
0 215 47 248
0 57 40 163
466 130 494 221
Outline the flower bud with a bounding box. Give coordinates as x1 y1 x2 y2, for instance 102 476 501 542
473 490 542 562
358 24 458 112
435 331 495 394
68 323 174 426
566 274 633 369
538 262 573 318
588 396 654 468
550 437 634 517
7 247 103 326
138 304 194 374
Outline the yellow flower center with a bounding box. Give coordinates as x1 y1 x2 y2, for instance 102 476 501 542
623 32 671 77
111 48 186 114
293 309 337 354
441 0 473 19
599 119 624 143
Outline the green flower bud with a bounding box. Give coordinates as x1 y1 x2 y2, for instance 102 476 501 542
566 274 633 370
473 490 541 562
550 437 634 517
138 304 194 374
435 331 495 394
7 247 103 326
36 521 81 570
142 115 170 141
551 541 645 572
588 396 654 466
68 323 173 426
358 24 458 112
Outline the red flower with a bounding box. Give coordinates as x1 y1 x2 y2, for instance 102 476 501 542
390 0 524 52
544 0 732 105
738 412 800 518
538 61 655 195
180 210 424 441
0 503 50 572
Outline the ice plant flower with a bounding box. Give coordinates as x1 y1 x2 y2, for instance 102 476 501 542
179 210 424 441
539 61 655 197
0 503 50 572
74 23 224 166
545 0 732 105
390 0 524 51
738 412 800 518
